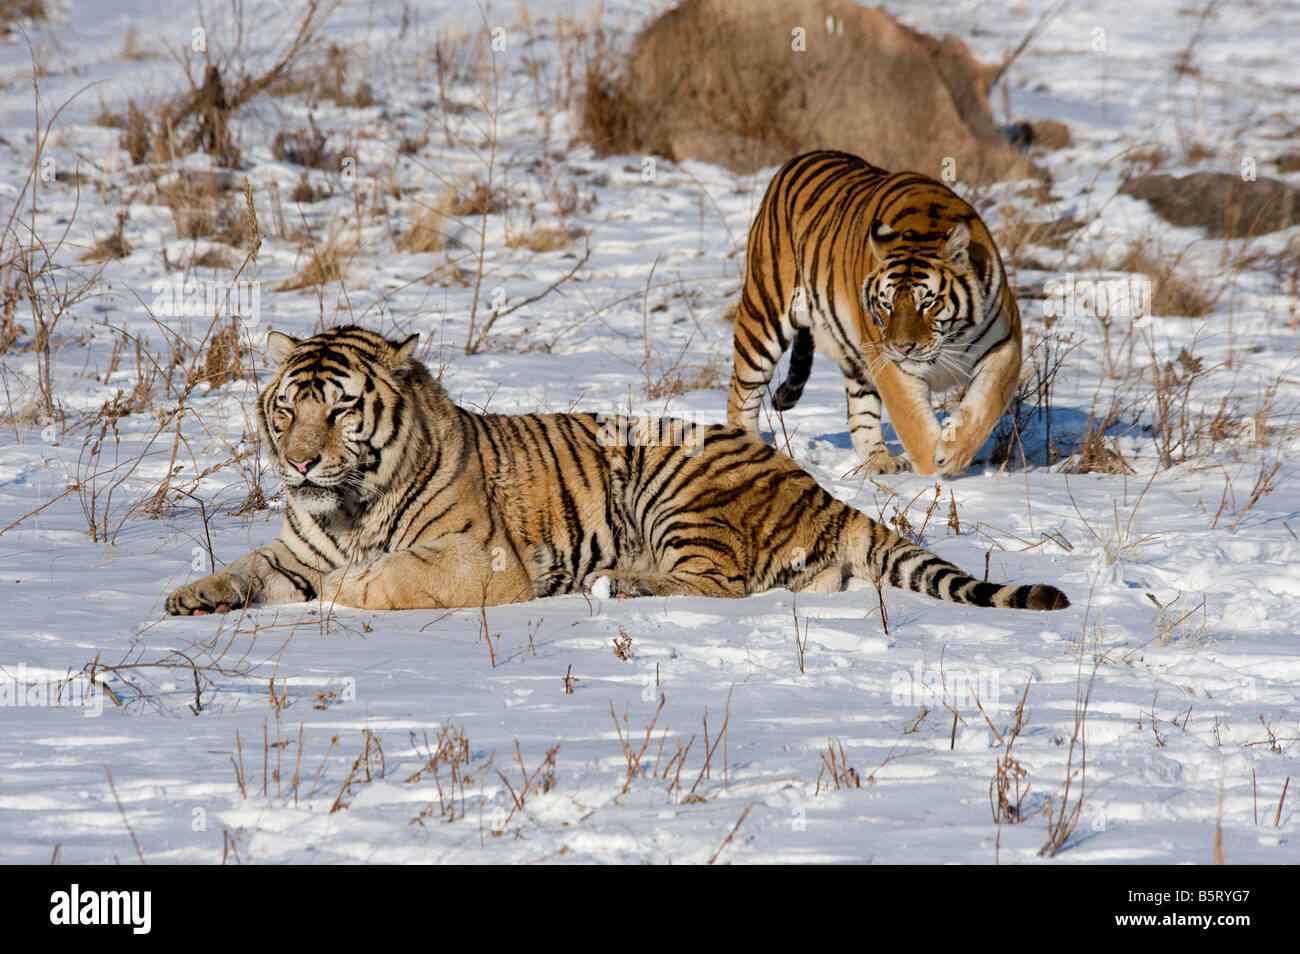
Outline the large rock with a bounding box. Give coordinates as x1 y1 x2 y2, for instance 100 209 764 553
1119 172 1300 238
613 0 1030 183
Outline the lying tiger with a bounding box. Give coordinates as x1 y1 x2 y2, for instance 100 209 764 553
165 326 1067 615
727 150 1022 476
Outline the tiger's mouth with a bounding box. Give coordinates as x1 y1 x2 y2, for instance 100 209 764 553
890 347 933 366
281 461 358 501
286 479 349 515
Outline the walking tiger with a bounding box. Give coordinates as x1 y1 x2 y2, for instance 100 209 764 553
727 150 1022 476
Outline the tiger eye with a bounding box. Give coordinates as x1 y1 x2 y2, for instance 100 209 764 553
272 408 292 429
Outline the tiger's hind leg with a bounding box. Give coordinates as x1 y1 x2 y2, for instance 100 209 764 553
728 300 793 437
793 565 846 594
727 212 801 437
844 372 908 474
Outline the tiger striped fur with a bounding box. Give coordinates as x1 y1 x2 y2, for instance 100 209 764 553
727 150 1022 476
165 326 1067 616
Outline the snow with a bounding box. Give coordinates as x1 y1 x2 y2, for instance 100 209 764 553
0 0 1296 864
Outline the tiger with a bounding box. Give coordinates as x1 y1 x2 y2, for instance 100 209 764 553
727 150 1022 476
165 325 1067 616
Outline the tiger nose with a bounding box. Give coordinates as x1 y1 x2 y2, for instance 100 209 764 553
288 458 316 475
894 343 915 355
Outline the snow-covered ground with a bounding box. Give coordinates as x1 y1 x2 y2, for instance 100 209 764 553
0 0 1296 864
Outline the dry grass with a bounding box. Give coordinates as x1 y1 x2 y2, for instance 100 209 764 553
396 192 457 254
1117 144 1170 181
0 0 47 35
329 728 385 813
397 179 509 255
271 119 332 170
288 171 328 204
445 178 507 218
155 171 251 246
189 247 237 269
991 328 1077 469
1118 241 1218 317
1149 592 1209 647
203 318 249 391
990 679 1033 825
1068 471 1160 566
1140 335 1250 469
1068 398 1136 476
115 2 338 168
1 75 112 423
0 280 23 354
644 362 722 400
81 211 130 263
993 204 1082 272
506 226 571 253
266 41 377 108
1040 636 1099 857
119 27 155 62
121 101 153 165
278 230 354 291
816 738 862 791
578 26 639 156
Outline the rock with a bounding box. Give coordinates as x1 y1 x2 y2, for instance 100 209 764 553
603 0 1033 184
1118 172 1300 238
1028 120 1072 150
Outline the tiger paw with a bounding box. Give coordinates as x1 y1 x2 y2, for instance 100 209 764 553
166 573 246 616
933 434 977 475
585 573 651 598
851 449 911 476
930 412 973 474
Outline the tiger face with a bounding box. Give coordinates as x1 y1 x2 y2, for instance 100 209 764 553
260 329 416 515
861 221 986 374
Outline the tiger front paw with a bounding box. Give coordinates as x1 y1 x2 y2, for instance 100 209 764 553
166 573 247 616
933 414 979 476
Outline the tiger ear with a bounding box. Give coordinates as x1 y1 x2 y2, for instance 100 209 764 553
266 330 299 366
969 235 995 287
943 223 972 269
390 333 419 367
868 222 896 264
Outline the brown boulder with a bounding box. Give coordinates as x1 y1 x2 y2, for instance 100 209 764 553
606 0 1030 183
1119 172 1300 238
1028 120 1072 150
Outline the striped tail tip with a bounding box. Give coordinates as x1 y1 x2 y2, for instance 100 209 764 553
962 580 1069 610
772 327 814 411
772 380 805 411
1025 584 1070 611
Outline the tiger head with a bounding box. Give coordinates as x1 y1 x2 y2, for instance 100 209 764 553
861 221 993 371
260 326 421 516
